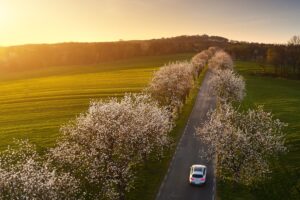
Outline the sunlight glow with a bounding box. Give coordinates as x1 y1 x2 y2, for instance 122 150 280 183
0 2 10 27
0 0 299 46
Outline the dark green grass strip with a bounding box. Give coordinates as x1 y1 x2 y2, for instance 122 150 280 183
127 68 208 200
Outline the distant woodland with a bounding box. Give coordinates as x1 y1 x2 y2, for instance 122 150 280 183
0 35 299 78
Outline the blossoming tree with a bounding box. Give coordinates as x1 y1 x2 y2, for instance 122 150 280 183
50 93 172 199
0 140 80 200
147 61 195 111
208 50 234 71
208 69 246 103
196 103 287 185
191 51 209 75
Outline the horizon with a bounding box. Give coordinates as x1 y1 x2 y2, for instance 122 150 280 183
0 34 283 48
1 0 299 46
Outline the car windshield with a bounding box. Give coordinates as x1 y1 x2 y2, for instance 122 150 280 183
194 167 203 172
192 174 203 178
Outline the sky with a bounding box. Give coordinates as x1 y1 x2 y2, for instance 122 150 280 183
0 0 299 46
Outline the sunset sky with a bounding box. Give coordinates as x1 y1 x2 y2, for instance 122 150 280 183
0 0 299 46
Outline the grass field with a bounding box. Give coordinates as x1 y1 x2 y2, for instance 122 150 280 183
218 61 300 200
0 53 193 150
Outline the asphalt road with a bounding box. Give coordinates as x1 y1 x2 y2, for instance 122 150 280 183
156 71 216 200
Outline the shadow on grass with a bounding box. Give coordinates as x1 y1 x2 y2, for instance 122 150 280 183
218 160 300 200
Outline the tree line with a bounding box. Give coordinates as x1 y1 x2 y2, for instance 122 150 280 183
226 35 300 79
0 35 226 72
1 34 299 78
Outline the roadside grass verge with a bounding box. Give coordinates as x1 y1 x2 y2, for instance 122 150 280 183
0 53 194 151
218 61 300 200
127 67 208 200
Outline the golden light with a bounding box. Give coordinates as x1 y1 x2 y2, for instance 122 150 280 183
0 2 10 27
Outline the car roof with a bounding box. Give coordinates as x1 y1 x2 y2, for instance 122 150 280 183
191 164 206 168
191 165 206 175
193 171 203 175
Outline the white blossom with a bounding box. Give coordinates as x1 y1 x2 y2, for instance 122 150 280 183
50 93 173 199
209 69 246 103
191 51 209 75
207 47 219 55
191 48 218 76
147 48 216 114
208 50 234 71
0 140 80 200
196 103 287 185
146 61 195 111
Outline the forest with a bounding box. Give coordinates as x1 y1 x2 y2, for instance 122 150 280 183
0 35 299 78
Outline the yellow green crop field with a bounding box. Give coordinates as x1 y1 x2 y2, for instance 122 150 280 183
0 53 193 150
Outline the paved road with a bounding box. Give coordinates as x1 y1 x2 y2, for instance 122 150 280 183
156 71 216 200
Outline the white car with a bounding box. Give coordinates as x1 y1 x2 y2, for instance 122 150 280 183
189 164 207 185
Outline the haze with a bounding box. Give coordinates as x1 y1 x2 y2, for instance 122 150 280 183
0 0 299 46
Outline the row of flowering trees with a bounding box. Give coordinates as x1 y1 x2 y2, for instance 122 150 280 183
49 93 173 199
196 50 287 185
0 48 217 199
1 94 173 200
147 47 218 116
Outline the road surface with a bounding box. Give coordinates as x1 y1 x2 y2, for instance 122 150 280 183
156 71 216 200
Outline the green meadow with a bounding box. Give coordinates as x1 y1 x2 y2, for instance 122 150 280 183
219 61 300 200
0 53 193 150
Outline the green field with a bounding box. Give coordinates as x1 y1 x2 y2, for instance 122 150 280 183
0 53 193 150
218 61 300 200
